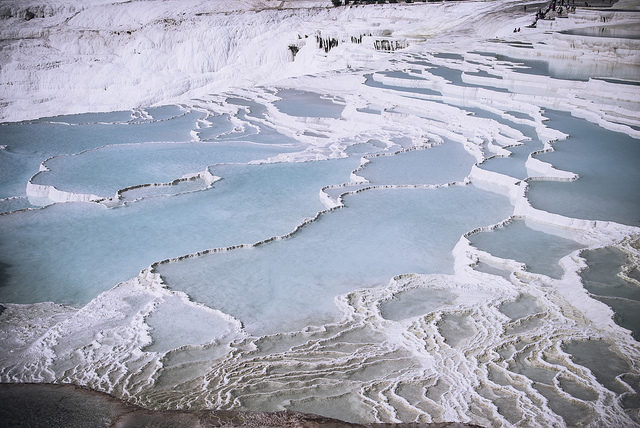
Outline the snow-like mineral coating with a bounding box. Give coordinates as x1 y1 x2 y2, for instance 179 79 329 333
0 0 639 426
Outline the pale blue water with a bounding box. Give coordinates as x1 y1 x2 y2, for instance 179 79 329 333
0 149 42 199
428 65 509 92
380 288 456 321
1 52 639 426
213 105 300 146
0 157 359 304
33 141 293 197
274 89 344 118
468 219 584 279
490 51 640 82
408 57 508 92
344 139 386 155
479 131 542 180
473 261 511 279
360 140 474 185
473 110 544 180
195 114 235 141
145 105 187 121
0 110 203 201
0 111 202 156
119 177 210 202
528 110 640 227
226 97 268 119
0 197 36 213
158 185 511 335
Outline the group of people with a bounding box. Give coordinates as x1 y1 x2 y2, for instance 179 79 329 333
529 0 578 26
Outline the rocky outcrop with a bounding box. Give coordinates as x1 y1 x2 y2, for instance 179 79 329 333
0 383 482 428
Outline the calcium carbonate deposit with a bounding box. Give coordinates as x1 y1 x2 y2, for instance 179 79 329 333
0 0 639 426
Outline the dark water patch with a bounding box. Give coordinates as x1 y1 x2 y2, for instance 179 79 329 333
594 76 640 86
593 296 640 341
497 54 555 78
505 110 532 120
470 51 499 58
509 344 556 385
432 53 464 60
406 59 432 68
558 376 598 401
562 340 631 394
561 23 640 40
533 382 594 427
303 131 329 138
425 66 464 85
464 69 503 79
364 74 441 96
580 245 640 340
581 247 640 300
621 392 640 411
356 107 382 115
610 121 640 132
0 261 10 288
35 110 134 125
424 66 509 92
